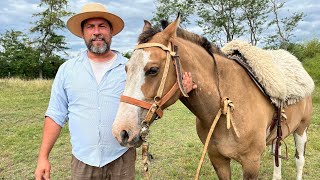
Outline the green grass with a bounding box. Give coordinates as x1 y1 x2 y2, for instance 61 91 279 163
0 78 319 179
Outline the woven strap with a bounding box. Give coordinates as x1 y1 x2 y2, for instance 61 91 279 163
135 43 176 56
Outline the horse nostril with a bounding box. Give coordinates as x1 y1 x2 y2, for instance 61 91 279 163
120 130 129 142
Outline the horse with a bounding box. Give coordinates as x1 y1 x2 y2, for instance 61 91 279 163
112 15 313 180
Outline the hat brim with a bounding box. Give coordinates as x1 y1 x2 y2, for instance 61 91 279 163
67 11 124 38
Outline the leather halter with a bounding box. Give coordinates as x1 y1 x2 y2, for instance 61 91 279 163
120 42 189 135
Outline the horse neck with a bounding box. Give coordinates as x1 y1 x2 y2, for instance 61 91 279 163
175 39 222 119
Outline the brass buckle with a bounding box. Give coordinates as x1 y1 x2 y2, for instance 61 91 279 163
144 103 158 123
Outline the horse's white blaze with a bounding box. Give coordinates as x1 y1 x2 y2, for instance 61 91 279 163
123 49 150 99
112 50 151 139
272 145 282 180
294 130 307 180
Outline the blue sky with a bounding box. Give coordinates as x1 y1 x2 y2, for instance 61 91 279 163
0 0 319 57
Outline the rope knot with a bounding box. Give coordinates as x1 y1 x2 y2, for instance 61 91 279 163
221 97 234 115
221 97 239 137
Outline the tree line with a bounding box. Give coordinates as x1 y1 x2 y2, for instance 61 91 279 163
152 0 304 48
0 0 317 79
0 0 71 79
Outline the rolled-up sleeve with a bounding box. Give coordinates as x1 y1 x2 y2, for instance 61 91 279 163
45 65 68 127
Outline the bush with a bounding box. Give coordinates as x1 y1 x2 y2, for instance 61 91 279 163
287 39 320 61
303 54 320 84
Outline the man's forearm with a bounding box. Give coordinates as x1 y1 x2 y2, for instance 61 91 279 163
38 117 62 159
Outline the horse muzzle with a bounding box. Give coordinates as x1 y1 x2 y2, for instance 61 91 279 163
114 129 143 148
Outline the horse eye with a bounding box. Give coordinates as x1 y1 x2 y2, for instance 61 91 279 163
145 67 159 76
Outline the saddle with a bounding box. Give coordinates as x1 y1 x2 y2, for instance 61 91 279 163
221 40 315 108
220 40 315 166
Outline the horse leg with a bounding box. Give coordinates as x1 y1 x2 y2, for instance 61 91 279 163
240 153 262 180
207 150 231 180
271 145 282 180
294 129 307 180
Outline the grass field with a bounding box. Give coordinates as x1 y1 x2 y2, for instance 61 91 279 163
0 78 319 180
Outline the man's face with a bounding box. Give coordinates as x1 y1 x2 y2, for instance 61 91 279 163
82 18 112 54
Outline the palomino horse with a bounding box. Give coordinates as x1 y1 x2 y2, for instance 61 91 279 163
112 15 312 179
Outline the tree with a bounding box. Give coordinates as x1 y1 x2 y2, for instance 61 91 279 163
196 0 245 45
122 51 133 59
152 0 304 47
0 30 39 78
30 0 73 78
241 0 270 45
264 0 304 49
151 0 195 27
152 0 248 45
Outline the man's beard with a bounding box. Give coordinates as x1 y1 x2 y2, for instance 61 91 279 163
85 34 111 54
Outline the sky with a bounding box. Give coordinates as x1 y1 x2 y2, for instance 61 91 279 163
0 0 319 58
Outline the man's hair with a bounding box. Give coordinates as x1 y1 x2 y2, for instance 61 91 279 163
81 18 113 32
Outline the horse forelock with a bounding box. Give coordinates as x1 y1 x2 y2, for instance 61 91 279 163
138 26 162 44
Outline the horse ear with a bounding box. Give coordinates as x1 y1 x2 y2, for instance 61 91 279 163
162 13 181 38
142 20 152 32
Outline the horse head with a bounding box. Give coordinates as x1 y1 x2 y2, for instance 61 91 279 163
112 15 185 147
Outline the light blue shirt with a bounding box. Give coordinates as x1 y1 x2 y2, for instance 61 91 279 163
45 50 128 167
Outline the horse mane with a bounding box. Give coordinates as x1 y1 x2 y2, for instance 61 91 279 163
161 20 219 57
138 20 223 58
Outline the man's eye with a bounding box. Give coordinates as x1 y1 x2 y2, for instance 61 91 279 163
145 67 159 76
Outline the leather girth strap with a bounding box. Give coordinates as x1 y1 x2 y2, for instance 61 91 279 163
270 106 289 167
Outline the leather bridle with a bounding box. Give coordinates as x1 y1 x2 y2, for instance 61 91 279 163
120 41 238 180
119 41 189 140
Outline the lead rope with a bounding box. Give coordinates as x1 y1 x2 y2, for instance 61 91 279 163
141 127 151 180
195 98 238 180
139 43 174 180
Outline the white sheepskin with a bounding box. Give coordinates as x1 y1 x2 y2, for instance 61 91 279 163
221 40 315 107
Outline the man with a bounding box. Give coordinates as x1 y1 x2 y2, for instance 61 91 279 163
34 2 196 180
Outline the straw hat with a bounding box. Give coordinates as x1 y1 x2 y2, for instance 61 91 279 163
67 2 124 38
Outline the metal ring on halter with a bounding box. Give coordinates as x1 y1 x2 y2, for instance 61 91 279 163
154 96 161 104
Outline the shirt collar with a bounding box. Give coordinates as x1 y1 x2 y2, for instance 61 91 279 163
79 50 127 65
79 50 127 74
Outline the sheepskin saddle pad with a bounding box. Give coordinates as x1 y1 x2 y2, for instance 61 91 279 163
221 40 315 107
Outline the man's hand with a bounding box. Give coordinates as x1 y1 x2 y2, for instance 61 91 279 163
35 117 62 180
35 157 51 180
182 72 197 93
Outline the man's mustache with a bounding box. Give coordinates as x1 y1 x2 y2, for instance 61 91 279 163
90 34 105 41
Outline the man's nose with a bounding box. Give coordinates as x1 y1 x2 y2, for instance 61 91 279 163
93 27 101 35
